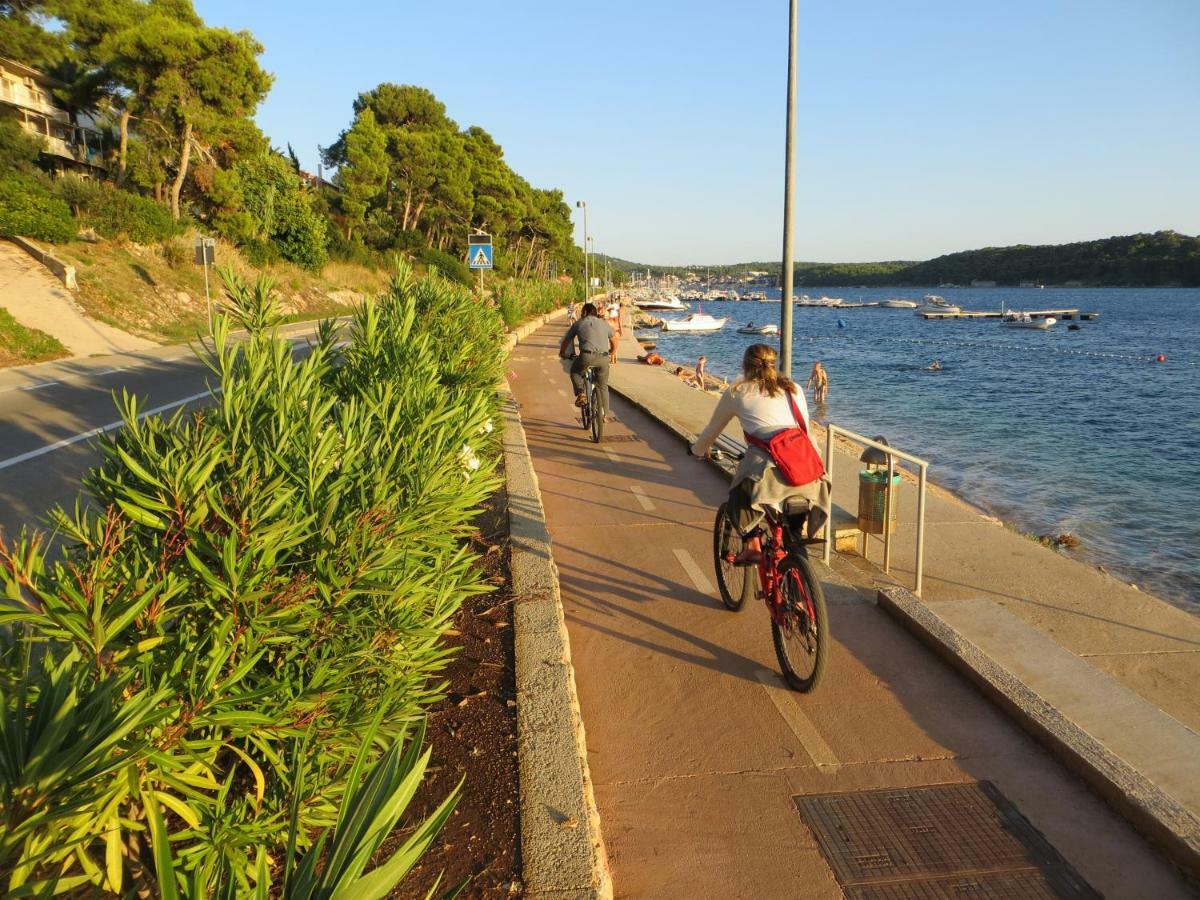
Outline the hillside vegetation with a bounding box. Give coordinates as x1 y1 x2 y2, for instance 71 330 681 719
617 231 1200 287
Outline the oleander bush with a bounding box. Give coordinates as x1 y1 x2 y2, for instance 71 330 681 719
0 261 503 896
0 173 76 243
494 279 579 329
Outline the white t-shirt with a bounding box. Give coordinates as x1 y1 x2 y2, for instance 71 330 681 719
692 379 812 456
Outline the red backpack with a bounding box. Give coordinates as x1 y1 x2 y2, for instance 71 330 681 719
744 390 826 487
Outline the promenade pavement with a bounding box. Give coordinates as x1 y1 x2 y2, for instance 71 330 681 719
508 318 1192 898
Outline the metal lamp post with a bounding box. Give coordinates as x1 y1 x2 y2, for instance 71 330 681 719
587 236 594 297
576 200 589 300
779 0 798 377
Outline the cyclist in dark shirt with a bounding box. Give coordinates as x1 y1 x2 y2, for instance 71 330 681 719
559 302 617 409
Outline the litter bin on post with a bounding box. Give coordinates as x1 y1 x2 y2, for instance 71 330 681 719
857 436 901 570
857 468 902 534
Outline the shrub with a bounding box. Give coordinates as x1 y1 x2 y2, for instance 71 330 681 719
0 118 42 174
493 279 577 328
55 177 182 244
0 173 75 243
418 246 471 285
0 262 503 895
213 154 329 270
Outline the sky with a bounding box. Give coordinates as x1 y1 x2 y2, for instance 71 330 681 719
194 0 1200 266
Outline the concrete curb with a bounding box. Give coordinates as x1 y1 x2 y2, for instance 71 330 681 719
877 584 1200 884
501 312 612 898
6 236 78 290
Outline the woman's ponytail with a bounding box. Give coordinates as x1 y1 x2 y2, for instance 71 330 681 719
741 343 796 398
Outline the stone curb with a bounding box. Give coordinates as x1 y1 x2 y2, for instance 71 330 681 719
6 235 78 290
877 584 1200 885
501 310 612 899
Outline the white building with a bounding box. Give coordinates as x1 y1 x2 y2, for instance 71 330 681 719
0 57 105 174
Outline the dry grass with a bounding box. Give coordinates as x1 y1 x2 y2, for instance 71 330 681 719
54 231 387 343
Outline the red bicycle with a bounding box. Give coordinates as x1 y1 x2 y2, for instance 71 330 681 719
708 447 828 692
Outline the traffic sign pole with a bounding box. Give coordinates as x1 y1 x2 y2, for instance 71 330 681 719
467 232 494 300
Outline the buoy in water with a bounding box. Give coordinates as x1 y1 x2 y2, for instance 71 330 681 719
837 319 847 329
1156 354 1167 363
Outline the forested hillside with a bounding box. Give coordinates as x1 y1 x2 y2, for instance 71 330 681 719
620 232 1200 287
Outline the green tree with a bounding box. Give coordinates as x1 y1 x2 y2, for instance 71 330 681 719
102 0 272 219
336 107 387 240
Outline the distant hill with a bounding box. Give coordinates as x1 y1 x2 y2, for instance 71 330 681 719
615 231 1200 287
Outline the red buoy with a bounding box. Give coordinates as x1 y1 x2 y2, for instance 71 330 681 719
1156 354 1167 363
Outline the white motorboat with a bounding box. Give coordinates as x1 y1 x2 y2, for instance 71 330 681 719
635 295 689 311
736 322 779 335
744 291 768 302
880 298 919 309
796 295 844 307
914 294 962 314
1000 312 1056 330
662 311 729 332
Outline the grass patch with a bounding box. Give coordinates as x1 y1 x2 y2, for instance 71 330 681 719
0 307 69 367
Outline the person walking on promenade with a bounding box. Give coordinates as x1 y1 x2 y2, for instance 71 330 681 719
567 300 577 324
694 355 708 390
807 360 829 403
606 296 623 338
691 343 829 562
559 302 617 411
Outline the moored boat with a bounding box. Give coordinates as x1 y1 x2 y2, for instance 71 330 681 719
914 294 962 314
1000 312 1056 329
661 311 729 332
880 298 918 309
736 322 779 335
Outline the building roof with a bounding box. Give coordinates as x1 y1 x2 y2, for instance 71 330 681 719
0 57 65 88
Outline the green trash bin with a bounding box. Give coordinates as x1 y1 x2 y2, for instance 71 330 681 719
857 469 902 534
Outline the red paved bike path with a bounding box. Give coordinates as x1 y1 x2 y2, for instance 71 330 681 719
508 321 1189 899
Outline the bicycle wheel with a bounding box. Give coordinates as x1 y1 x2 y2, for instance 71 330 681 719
712 502 752 611
770 554 828 691
589 383 604 443
579 382 591 431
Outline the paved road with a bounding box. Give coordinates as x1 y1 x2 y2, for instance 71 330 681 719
0 325 328 537
511 320 1190 899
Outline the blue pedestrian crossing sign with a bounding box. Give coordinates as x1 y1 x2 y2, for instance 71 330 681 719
468 233 494 269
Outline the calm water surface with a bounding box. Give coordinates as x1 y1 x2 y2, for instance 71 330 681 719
643 287 1200 609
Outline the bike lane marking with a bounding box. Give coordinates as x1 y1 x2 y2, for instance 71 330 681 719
629 485 655 511
672 548 714 594
754 669 840 770
603 447 620 463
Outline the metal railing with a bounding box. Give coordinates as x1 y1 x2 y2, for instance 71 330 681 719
821 425 930 597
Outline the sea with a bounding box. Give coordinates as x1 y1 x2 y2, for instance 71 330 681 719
639 287 1200 610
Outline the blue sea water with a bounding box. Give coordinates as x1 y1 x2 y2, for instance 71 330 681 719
641 287 1200 609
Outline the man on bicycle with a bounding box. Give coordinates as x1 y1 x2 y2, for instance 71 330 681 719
559 302 617 410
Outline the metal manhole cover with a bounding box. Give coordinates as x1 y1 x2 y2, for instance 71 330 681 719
795 782 1100 899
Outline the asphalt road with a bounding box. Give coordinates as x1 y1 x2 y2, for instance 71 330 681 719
0 323 332 538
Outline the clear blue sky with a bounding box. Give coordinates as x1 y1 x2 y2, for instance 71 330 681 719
196 0 1200 266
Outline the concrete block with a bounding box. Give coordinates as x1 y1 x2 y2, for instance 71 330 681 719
7 235 77 290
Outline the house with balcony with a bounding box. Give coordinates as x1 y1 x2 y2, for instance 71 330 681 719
0 57 105 175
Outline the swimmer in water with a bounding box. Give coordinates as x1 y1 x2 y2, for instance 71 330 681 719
928 360 942 371
807 361 829 403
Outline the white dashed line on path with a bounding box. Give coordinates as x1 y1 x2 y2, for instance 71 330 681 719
603 447 620 462
755 669 840 769
20 381 59 391
629 485 656 511
672 548 713 594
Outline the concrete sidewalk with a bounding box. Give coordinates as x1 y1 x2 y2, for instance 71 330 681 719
509 319 1191 898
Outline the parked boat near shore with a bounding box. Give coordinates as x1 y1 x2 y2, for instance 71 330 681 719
662 311 729 332
914 294 962 314
736 322 779 335
1000 311 1056 329
880 298 919 309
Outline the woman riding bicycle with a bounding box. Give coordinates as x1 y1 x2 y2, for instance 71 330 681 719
691 343 829 563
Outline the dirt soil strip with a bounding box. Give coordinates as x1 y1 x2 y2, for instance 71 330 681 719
390 484 522 898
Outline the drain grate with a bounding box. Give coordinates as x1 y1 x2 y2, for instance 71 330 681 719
795 782 1100 899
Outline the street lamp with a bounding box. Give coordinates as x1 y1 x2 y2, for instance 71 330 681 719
587 236 594 298
576 200 589 300
779 0 798 377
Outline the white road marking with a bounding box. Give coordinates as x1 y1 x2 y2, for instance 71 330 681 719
557 388 567 397
0 390 214 472
755 669 840 769
672 548 714 594
20 381 59 391
603 447 620 462
629 485 655 511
